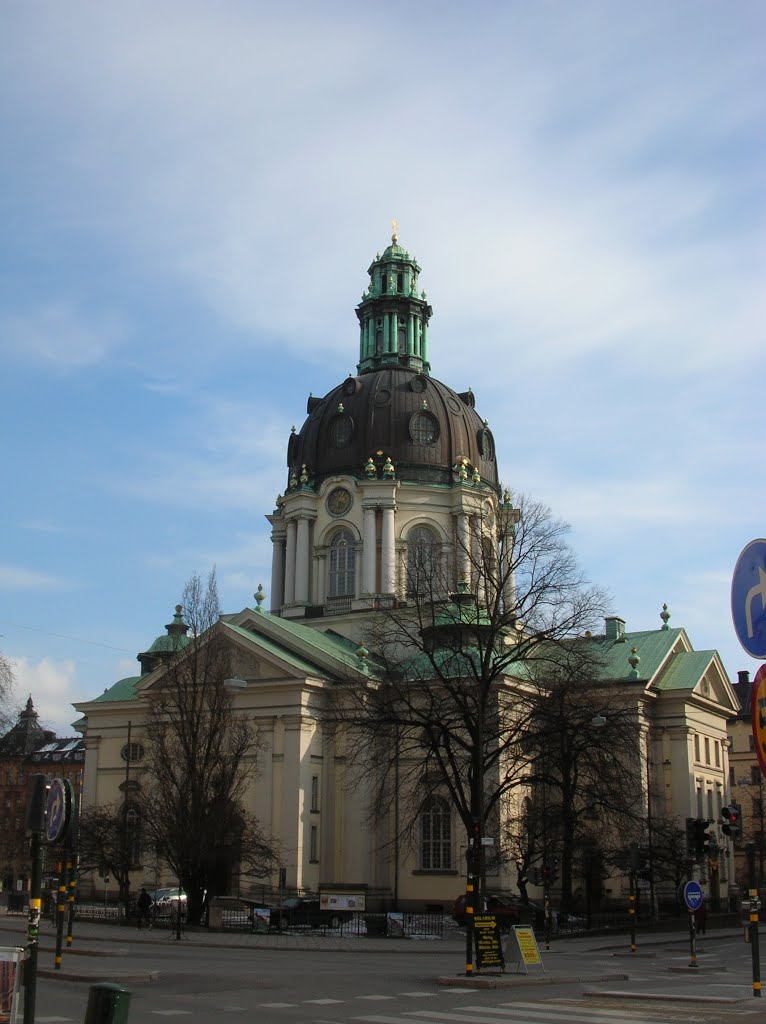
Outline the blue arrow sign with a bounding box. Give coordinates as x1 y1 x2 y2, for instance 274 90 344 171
732 539 766 659
683 880 704 911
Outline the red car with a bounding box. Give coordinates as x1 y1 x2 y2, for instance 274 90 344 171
452 893 537 931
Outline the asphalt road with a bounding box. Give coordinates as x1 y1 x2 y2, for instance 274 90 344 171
0 918 762 1024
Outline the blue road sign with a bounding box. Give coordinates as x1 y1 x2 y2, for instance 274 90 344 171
683 880 704 912
732 539 766 659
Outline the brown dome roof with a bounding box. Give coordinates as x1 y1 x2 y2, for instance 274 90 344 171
287 368 499 492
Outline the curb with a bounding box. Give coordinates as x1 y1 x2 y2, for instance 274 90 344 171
38 968 159 984
583 989 744 1005
438 973 629 989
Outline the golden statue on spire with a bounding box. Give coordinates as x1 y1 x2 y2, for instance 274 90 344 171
391 218 398 244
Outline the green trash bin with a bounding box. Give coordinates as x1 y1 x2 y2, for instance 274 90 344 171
83 982 132 1024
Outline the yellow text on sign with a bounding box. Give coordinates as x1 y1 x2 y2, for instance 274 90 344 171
514 925 542 965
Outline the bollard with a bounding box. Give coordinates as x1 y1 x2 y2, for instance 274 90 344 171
83 982 132 1024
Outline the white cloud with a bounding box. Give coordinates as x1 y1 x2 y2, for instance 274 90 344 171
10 656 81 737
0 566 72 591
0 304 126 368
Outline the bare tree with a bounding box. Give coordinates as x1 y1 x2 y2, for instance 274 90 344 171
0 649 16 734
77 803 140 915
328 490 610 900
140 570 277 924
522 649 643 914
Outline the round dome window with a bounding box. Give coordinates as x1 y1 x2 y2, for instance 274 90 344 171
479 428 495 461
409 411 440 446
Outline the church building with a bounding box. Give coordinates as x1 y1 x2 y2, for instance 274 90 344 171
74 231 740 912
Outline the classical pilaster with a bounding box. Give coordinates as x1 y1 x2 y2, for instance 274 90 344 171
284 520 297 605
295 516 311 604
362 506 377 594
381 507 396 594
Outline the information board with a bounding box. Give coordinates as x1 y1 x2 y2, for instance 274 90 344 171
473 914 504 971
0 947 24 1024
511 925 544 974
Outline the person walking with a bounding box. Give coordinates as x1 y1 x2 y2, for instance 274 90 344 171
137 887 153 929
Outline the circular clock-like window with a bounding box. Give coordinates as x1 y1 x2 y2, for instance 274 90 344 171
328 414 353 449
409 411 440 446
326 487 352 517
410 374 427 393
479 428 495 461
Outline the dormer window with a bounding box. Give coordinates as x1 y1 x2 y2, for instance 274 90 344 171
328 414 353 449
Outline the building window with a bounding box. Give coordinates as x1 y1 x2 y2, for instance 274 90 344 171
694 735 700 762
714 741 721 767
309 825 318 863
750 735 756 752
123 802 142 869
409 411 440 446
311 776 319 813
328 414 353 449
754 798 763 819
421 795 451 870
407 526 438 595
121 743 144 764
752 767 762 786
328 530 356 598
707 790 714 821
704 738 710 764
730 766 736 786
696 786 703 818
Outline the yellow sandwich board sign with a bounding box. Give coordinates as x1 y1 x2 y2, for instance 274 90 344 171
511 925 545 974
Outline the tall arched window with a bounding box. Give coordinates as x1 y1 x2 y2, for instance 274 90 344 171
123 802 142 869
421 795 452 869
328 530 356 598
407 526 438 596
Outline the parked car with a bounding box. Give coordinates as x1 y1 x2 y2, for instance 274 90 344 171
452 893 539 931
274 895 351 930
150 887 187 917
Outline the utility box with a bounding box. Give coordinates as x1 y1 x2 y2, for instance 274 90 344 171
83 982 132 1024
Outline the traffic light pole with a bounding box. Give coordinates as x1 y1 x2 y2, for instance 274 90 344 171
747 843 761 998
686 858 698 968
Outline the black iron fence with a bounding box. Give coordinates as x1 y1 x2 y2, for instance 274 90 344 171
220 906 445 938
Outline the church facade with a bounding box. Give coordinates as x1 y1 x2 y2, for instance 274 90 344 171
74 232 739 911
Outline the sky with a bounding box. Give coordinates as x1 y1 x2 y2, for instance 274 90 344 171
1 1 764 737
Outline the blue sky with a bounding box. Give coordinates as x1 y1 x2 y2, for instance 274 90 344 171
1 2 764 736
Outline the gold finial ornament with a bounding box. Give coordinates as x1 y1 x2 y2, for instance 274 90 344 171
391 218 398 243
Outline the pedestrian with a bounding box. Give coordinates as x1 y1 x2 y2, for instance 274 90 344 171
695 899 707 935
137 887 153 929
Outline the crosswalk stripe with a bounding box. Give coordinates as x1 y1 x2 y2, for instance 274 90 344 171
483 1004 670 1022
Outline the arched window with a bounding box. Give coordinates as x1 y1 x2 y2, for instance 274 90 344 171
123 802 142 869
421 796 451 870
407 526 438 596
328 530 356 598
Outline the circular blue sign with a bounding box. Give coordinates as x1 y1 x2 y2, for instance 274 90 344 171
732 539 766 659
45 778 72 845
683 880 704 911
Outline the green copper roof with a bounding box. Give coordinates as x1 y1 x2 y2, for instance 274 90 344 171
92 676 141 703
652 650 716 691
589 627 683 681
234 610 381 678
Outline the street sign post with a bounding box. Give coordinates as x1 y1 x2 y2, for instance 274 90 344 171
732 539 766 659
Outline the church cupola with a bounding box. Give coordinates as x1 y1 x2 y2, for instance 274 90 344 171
356 221 433 375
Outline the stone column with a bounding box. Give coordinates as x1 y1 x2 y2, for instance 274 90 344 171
295 516 311 604
455 512 471 587
381 506 396 594
284 519 297 605
363 507 377 594
270 535 285 612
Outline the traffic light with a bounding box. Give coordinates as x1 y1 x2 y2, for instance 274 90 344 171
470 817 481 841
686 817 696 858
694 819 712 859
722 803 741 840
